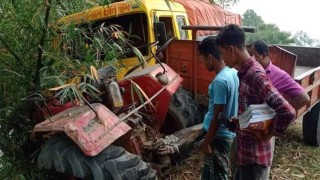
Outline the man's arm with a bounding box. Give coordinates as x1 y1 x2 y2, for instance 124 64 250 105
202 79 229 154
252 71 296 136
202 104 224 154
270 68 310 111
289 92 310 111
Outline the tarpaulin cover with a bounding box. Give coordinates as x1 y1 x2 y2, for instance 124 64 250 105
176 0 242 36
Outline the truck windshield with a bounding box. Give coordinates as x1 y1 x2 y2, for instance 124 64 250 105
63 13 149 60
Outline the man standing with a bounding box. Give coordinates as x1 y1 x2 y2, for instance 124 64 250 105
198 37 239 180
247 40 310 111
247 39 310 178
215 24 296 180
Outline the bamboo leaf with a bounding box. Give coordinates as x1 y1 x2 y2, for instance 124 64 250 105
86 87 101 99
94 36 103 49
0 69 25 78
59 86 71 103
90 65 99 81
164 0 172 11
133 83 145 106
113 42 122 52
129 80 155 110
77 82 87 92
49 84 71 91
132 46 146 68
85 83 101 93
70 85 83 103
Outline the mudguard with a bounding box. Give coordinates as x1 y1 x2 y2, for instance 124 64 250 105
33 103 131 156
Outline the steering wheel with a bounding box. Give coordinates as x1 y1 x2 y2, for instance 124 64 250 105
124 37 177 77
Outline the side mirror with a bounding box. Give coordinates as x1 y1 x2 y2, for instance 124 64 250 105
154 22 167 46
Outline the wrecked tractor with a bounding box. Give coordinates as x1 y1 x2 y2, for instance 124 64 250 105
32 52 203 179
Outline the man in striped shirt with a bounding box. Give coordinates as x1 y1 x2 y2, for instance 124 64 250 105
215 24 296 180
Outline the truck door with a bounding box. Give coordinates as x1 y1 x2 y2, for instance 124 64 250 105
158 16 175 40
157 15 189 40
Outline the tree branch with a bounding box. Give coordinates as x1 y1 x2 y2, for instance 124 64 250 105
34 0 52 90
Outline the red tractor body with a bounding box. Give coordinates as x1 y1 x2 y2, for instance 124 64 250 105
119 64 183 129
34 64 183 157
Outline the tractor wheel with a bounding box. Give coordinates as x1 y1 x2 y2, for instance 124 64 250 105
161 87 202 135
303 101 320 146
38 135 157 180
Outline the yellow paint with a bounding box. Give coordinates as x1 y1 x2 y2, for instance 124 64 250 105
58 0 192 80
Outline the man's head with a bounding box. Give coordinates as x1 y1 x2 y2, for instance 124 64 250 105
215 24 248 67
247 40 269 67
198 36 223 72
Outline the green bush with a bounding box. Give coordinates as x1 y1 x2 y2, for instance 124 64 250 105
0 0 140 178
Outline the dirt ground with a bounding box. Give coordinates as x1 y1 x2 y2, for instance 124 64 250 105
169 122 320 180
169 143 204 180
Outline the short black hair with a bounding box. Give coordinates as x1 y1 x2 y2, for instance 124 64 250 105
252 40 269 56
215 24 246 49
198 36 222 60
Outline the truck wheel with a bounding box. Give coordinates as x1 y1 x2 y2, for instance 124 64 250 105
38 135 157 180
303 101 320 146
161 88 202 135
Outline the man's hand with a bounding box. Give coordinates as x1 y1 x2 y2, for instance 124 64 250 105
202 139 213 155
230 118 240 132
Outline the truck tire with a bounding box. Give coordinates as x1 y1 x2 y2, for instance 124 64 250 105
161 88 202 134
38 135 157 180
303 101 320 146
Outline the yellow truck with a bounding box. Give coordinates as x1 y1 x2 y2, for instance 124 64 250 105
58 0 241 79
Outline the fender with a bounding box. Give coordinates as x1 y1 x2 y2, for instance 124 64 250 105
33 103 131 156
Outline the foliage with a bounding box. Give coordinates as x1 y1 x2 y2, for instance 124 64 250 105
242 9 320 47
294 31 314 46
242 9 264 28
40 22 133 104
0 0 143 179
207 0 240 8
242 9 294 45
0 1 47 177
293 30 320 47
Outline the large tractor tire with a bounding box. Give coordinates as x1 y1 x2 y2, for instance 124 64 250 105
38 135 157 180
303 101 320 146
161 88 202 135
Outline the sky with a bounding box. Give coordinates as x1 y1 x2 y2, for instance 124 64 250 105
229 0 320 40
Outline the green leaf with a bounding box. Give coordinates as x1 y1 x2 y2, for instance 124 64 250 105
86 83 101 93
15 175 26 180
129 79 154 110
164 0 172 11
57 86 70 104
113 42 122 52
94 36 103 49
131 46 146 68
